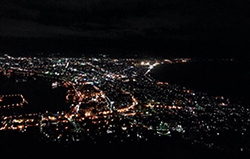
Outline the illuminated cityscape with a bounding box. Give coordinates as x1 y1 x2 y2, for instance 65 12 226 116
0 55 249 158
1 0 250 158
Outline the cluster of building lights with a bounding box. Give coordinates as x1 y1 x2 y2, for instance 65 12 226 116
0 55 249 152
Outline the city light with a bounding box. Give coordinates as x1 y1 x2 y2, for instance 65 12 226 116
0 55 249 154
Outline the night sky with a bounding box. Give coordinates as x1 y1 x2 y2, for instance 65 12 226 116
1 0 250 57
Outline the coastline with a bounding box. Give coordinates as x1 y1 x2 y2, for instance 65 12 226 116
150 60 250 106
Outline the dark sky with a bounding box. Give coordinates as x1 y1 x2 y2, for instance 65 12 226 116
0 0 250 57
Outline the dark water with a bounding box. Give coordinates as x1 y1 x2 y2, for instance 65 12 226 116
0 74 69 113
151 60 250 106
